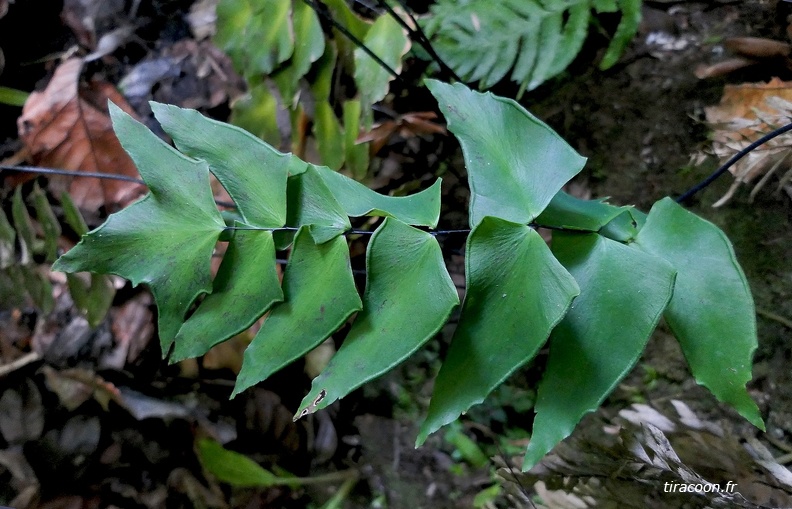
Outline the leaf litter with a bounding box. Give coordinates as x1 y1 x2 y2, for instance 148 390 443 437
17 57 145 211
698 77 792 206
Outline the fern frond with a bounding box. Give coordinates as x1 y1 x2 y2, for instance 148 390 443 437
422 0 641 93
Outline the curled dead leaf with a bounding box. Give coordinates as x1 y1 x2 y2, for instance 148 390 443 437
17 58 145 210
725 37 791 59
357 111 447 154
104 292 154 368
695 57 757 79
702 78 792 206
42 365 122 411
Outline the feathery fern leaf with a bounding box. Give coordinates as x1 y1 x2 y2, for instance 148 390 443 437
422 0 642 93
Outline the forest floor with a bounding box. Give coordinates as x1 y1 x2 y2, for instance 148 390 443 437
2 1 792 508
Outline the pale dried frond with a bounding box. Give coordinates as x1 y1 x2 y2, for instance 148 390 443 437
699 78 792 207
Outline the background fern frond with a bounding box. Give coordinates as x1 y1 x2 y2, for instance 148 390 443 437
421 0 642 93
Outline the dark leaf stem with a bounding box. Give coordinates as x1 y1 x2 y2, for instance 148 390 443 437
303 0 404 82
8 118 791 235
676 120 792 203
373 0 462 82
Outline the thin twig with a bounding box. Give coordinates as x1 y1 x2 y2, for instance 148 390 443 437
2 163 605 237
0 351 42 377
2 164 145 184
757 307 792 330
775 451 792 465
1 164 237 208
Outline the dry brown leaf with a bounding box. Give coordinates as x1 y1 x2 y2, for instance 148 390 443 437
61 0 128 50
202 333 250 374
42 365 123 411
188 0 218 41
725 37 791 59
357 111 447 154
17 58 145 211
0 380 44 444
695 57 758 79
702 78 792 206
116 387 190 421
103 292 154 369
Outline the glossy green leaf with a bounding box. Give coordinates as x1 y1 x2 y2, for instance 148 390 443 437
19 264 53 313
153 102 289 228
197 438 293 488
535 4 590 91
323 0 371 44
216 0 294 76
171 227 282 362
598 208 641 243
0 206 15 269
230 83 282 147
343 100 369 180
215 0 253 73
52 104 225 353
353 14 410 107
285 165 351 244
12 187 34 264
535 191 628 232
426 80 586 227
417 216 579 445
60 192 89 236
315 165 441 227
418 217 579 445
310 42 338 104
295 217 458 419
29 182 61 263
57 191 115 326
523 233 675 470
633 197 764 429
599 0 642 70
0 266 27 309
66 272 115 327
0 86 29 107
313 101 345 170
272 0 324 105
233 228 361 397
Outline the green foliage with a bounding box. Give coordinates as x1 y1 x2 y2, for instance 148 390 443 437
633 198 763 428
523 232 675 468
53 103 226 352
0 86 29 107
215 0 410 175
426 80 586 226
422 0 642 93
354 13 410 108
197 438 296 488
296 216 458 418
54 81 763 471
417 217 579 444
233 228 361 396
1 185 113 325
